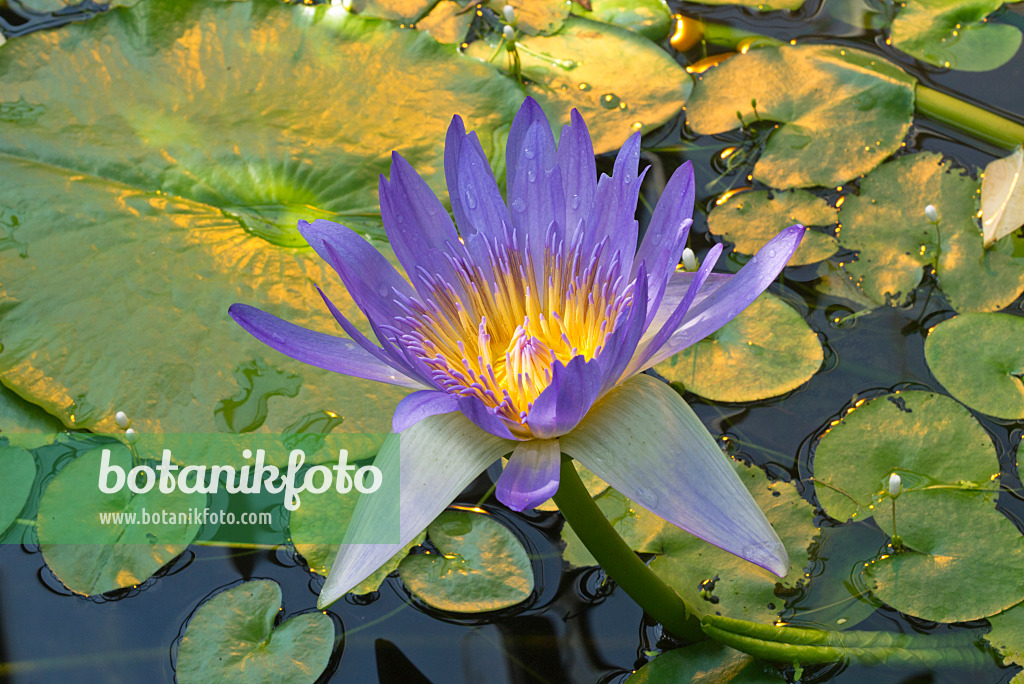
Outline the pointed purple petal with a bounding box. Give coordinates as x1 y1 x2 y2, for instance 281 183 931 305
561 375 789 577
392 390 459 433
640 225 805 370
558 109 597 236
319 412 515 606
496 439 561 512
583 132 643 265
229 304 423 389
597 260 649 395
644 271 730 340
509 119 565 283
505 97 550 193
526 355 603 439
457 396 519 440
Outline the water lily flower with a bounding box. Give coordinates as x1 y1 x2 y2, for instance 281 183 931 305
230 98 805 608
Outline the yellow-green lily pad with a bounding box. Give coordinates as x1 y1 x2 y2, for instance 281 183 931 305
813 391 999 527
176 579 335 684
0 383 65 449
398 509 534 613
686 44 915 188
655 293 823 403
925 313 1024 420
684 0 803 8
486 0 570 35
569 0 672 40
628 640 785 683
987 602 1024 674
838 152 1024 312
0 445 36 537
890 0 1022 72
866 489 1024 622
708 189 839 266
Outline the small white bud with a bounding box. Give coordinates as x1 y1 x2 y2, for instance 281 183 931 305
502 4 515 23
115 411 130 429
503 25 515 41
341 0 353 11
887 472 902 497
125 428 139 444
924 204 939 222
682 247 697 271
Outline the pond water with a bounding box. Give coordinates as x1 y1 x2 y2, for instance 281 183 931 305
1 0 1023 682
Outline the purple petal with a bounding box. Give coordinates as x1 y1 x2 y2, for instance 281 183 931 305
641 225 806 370
644 271 730 339
505 97 550 193
582 132 644 265
596 260 649 395
457 396 519 440
526 355 603 439
495 439 561 512
392 390 459 433
509 119 565 284
319 412 515 606
229 304 423 389
558 109 597 236
298 219 415 331
561 375 789 577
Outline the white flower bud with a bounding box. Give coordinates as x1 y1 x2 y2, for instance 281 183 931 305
682 247 697 271
503 25 515 41
924 204 939 222
115 411 130 429
887 472 902 497
502 4 515 23
125 428 139 444
341 0 353 11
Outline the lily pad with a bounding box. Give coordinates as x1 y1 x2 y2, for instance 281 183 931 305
0 445 36 537
486 0 570 35
16 0 137 12
890 0 1022 72
0 382 65 449
628 640 785 683
709 189 838 266
813 390 999 527
925 313 1024 420
0 0 532 434
866 489 1024 622
467 15 691 153
683 0 803 8
176 579 335 684
654 293 823 403
686 44 915 188
838 152 1024 312
569 0 672 40
398 509 534 612
346 0 437 22
416 0 474 44
982 146 1024 247
987 602 1024 674
37 444 204 595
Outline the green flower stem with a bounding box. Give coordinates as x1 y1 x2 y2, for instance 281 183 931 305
551 455 706 642
696 20 1024 150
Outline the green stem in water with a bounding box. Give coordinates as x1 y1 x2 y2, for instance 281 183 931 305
551 455 706 642
695 20 1024 150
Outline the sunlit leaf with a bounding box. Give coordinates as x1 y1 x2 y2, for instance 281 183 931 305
0 0 530 434
417 0 474 44
683 0 803 8
838 152 1024 312
982 146 1024 247
987 603 1024 675
398 509 534 612
628 640 785 683
0 382 65 449
346 0 438 22
37 444 204 595
708 189 838 266
569 0 672 40
176 579 335 684
486 0 569 35
813 390 999 527
866 489 1024 622
655 293 823 403
467 16 691 154
0 445 36 537
925 312 1024 420
686 44 915 188
890 0 1022 72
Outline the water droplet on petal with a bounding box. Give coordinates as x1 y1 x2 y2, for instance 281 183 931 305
634 486 658 508
768 249 776 258
377 284 389 297
524 146 535 160
511 198 526 213
570 194 581 210
527 169 536 183
464 187 478 210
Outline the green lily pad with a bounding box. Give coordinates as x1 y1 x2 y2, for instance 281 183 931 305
628 640 785 683
838 152 1024 312
890 0 1022 72
562 460 817 623
654 293 823 403
0 445 36 537
683 0 803 9
0 0 532 434
813 390 999 527
982 146 1024 247
925 313 1024 420
569 0 672 40
708 190 839 266
986 602 1024 674
0 382 65 449
176 579 335 684
686 44 915 188
347 0 437 22
783 522 886 631
16 0 137 12
398 509 534 612
467 15 691 154
291 487 425 595
37 444 204 595
865 489 1024 622
416 0 474 44
486 0 570 35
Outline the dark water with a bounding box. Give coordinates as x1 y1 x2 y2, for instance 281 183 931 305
1 0 1023 682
